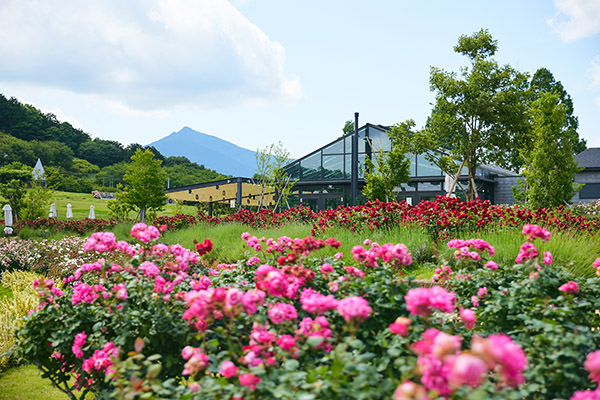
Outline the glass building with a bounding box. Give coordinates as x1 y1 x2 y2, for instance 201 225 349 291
282 122 515 211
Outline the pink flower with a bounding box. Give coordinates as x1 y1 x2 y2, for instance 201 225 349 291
584 351 600 384
226 288 244 307
336 296 372 323
559 281 579 294
472 334 527 387
405 286 456 317
131 223 160 243
389 317 411 337
139 261 160 277
320 263 334 274
268 303 298 324
334 252 343 259
460 308 476 330
485 260 498 270
432 332 461 360
276 334 297 352
522 224 551 242
182 347 209 376
81 342 119 376
471 296 479 308
515 242 538 264
239 373 261 391
112 283 127 300
449 353 488 388
543 251 553 265
477 287 488 298
83 232 116 253
568 389 600 400
219 361 239 378
300 289 338 314
241 290 266 315
72 331 87 358
247 256 261 266
393 380 428 400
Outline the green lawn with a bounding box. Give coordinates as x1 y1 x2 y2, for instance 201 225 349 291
0 190 198 221
0 365 72 400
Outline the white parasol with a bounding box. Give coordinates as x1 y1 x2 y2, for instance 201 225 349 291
89 205 95 219
66 203 73 219
3 204 13 235
49 203 57 218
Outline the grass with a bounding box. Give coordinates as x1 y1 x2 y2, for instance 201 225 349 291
0 286 12 300
0 365 71 400
161 222 600 278
1 190 198 221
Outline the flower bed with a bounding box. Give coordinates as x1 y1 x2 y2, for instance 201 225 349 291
14 222 600 399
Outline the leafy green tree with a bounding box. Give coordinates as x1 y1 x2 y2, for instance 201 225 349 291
78 139 127 168
427 29 530 200
362 121 412 202
513 92 581 208
342 120 354 136
70 158 100 175
255 142 294 210
0 179 27 220
163 156 227 187
21 175 55 220
30 140 74 170
119 149 167 222
0 132 36 166
0 162 32 219
97 162 129 188
530 68 586 154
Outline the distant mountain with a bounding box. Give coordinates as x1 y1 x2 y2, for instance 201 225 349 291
149 127 257 178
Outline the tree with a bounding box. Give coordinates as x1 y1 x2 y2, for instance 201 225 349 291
530 68 586 154
342 120 354 136
21 174 55 220
78 139 127 168
254 142 294 211
0 162 33 219
119 149 167 222
427 29 530 200
512 92 581 208
362 121 412 202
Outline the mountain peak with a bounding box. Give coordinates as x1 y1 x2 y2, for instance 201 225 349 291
149 127 257 177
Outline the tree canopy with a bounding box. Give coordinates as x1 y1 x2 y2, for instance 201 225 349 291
119 149 167 222
427 29 531 200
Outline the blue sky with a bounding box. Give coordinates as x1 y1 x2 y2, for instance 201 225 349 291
0 0 598 159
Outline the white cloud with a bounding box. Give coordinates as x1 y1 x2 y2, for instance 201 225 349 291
590 56 600 88
590 56 600 110
105 100 171 118
548 0 600 42
0 0 301 109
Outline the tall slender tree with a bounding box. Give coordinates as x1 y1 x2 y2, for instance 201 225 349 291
513 92 581 208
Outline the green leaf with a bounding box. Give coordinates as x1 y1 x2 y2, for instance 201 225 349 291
307 336 324 347
284 359 299 371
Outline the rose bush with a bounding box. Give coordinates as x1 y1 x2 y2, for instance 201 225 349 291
14 222 600 399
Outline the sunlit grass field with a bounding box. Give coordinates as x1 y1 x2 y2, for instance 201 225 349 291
0 190 198 221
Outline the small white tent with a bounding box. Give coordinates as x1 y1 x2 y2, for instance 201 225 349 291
32 159 45 180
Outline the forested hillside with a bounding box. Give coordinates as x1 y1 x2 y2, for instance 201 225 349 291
0 94 229 192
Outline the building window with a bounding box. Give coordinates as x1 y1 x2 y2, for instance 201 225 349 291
300 152 321 180
323 155 344 179
416 154 442 177
323 139 344 154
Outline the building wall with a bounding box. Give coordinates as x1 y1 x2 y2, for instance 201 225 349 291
572 170 600 203
494 176 519 205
